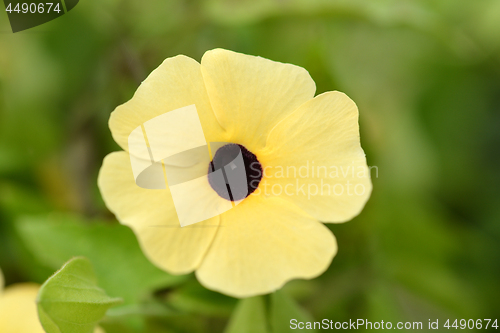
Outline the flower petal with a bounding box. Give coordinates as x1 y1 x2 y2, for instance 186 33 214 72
196 196 337 298
98 151 220 274
200 49 316 152
110 55 226 152
259 91 372 222
0 284 45 333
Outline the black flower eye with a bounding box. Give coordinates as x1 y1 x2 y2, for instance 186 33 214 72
208 144 262 201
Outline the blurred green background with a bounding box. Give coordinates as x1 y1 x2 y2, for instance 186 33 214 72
1 0 499 332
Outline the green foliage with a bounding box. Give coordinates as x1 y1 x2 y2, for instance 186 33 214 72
223 291 316 333
224 296 269 333
270 290 315 333
37 257 123 333
167 279 237 317
17 215 188 304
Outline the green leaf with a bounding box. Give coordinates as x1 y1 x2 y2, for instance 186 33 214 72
224 296 269 333
17 215 188 304
270 290 316 333
37 257 123 333
167 279 237 317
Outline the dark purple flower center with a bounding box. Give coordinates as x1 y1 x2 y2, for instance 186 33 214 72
207 144 262 201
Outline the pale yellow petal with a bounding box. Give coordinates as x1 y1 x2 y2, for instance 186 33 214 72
0 283 45 333
200 49 316 152
94 326 106 333
196 196 337 298
98 151 219 274
259 91 372 222
110 55 226 152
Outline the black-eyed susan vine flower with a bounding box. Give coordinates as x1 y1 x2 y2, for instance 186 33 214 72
98 49 372 298
0 267 44 332
0 282 46 333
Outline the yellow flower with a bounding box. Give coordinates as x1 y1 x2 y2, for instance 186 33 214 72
0 282 46 333
98 49 372 298
0 268 44 332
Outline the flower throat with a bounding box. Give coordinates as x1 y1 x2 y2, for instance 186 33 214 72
207 144 262 201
